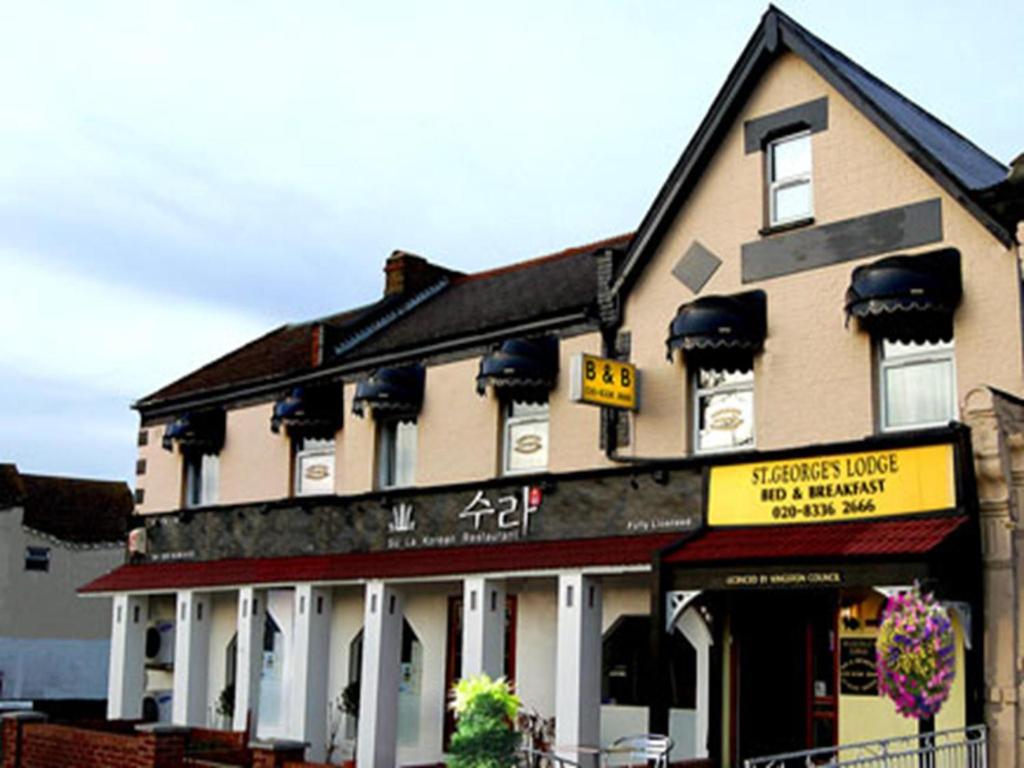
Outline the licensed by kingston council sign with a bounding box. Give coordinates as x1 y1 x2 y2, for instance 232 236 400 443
706 443 956 526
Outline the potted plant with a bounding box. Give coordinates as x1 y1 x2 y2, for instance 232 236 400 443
448 675 521 768
215 683 235 729
337 680 360 767
876 583 956 719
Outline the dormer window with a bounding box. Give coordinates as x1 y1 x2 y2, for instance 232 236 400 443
767 131 813 227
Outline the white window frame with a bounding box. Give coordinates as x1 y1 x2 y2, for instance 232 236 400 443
766 130 813 227
502 400 550 476
692 367 756 455
293 437 336 496
377 417 418 489
877 338 957 433
183 452 219 508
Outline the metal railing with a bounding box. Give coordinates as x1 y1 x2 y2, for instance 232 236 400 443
742 725 987 768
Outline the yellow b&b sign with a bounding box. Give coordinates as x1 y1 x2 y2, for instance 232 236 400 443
707 443 956 526
569 354 639 411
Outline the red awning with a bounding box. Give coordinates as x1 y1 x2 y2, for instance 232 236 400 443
80 533 682 594
663 515 968 565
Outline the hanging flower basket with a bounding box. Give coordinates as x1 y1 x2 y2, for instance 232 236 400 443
876 584 956 719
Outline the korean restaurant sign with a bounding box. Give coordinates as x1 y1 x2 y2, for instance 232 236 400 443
706 443 956 527
144 467 703 562
569 354 639 411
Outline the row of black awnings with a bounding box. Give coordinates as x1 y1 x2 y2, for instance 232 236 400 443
163 336 559 451
666 248 962 369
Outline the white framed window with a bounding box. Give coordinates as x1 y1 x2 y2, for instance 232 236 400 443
184 452 219 508
502 400 549 475
294 437 336 496
878 339 956 431
378 418 417 489
767 131 813 226
693 368 755 454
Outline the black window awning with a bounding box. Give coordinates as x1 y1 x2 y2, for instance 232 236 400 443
352 365 425 418
271 385 343 436
476 336 559 401
845 249 962 344
666 290 767 370
161 410 226 453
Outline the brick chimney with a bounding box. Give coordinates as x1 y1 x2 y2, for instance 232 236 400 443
383 250 460 296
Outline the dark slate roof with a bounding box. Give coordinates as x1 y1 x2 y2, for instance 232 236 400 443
138 233 631 410
0 466 133 544
613 6 1014 296
353 233 629 358
140 300 392 405
787 12 1006 192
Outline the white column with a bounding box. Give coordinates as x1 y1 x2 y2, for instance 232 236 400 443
233 587 266 733
677 610 712 759
107 594 148 719
462 577 506 679
172 590 211 726
357 581 403 768
289 585 333 762
555 573 602 764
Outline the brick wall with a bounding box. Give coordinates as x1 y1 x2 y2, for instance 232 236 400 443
1 718 187 768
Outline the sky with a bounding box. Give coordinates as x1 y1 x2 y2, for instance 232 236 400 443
0 1 1019 484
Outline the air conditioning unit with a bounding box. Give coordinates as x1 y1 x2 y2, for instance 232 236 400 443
145 621 175 666
141 690 173 723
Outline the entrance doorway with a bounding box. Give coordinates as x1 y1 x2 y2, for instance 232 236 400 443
729 591 837 764
443 594 518 747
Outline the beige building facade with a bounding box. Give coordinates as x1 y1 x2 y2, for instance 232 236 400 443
85 8 1024 767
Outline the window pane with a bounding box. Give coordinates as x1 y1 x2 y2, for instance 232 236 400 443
697 389 754 452
883 358 955 428
505 417 549 473
771 134 811 180
509 400 549 418
772 180 812 222
296 448 335 495
881 338 954 360
200 454 219 505
697 368 753 390
394 420 417 487
378 422 396 487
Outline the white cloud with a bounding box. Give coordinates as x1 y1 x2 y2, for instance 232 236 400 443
0 248 271 399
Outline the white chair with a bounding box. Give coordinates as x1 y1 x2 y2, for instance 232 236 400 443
607 734 673 768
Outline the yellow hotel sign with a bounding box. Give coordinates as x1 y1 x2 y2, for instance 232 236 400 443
707 443 956 526
569 354 639 411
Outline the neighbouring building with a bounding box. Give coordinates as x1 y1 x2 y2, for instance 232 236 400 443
0 464 131 717
81 7 1024 768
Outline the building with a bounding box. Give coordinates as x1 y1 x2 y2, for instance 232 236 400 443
0 464 131 717
81 7 1024 767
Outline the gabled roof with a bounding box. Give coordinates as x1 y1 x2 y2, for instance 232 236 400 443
612 6 1012 296
138 233 630 413
0 465 133 544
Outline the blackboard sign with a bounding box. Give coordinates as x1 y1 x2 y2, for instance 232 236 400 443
840 637 878 696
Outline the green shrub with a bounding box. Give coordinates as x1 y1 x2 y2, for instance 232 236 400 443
448 675 521 768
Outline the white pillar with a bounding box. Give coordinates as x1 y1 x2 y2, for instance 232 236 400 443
107 594 148 719
462 577 506 679
357 581 403 768
233 587 266 733
555 573 602 764
677 610 712 759
289 585 333 762
172 590 211 726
